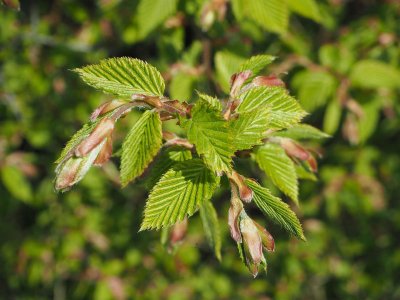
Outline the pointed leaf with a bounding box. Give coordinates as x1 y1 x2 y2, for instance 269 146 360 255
182 101 234 173
230 109 270 150
146 146 192 187
120 110 162 186
246 179 305 240
237 86 307 129
350 60 400 89
286 0 321 22
197 92 223 111
272 124 330 140
254 143 299 204
239 55 276 79
215 51 246 93
141 159 219 230
200 200 222 261
74 57 165 98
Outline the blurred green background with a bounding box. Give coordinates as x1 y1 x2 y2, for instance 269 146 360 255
1 0 400 299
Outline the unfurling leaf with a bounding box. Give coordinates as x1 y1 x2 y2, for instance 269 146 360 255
141 159 219 230
200 200 222 260
74 57 165 98
254 143 299 204
246 179 305 240
120 110 162 186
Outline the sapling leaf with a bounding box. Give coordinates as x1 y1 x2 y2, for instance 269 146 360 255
141 159 219 230
237 86 307 129
120 110 162 186
230 109 270 151
239 55 276 79
73 57 165 98
182 101 234 173
200 200 222 261
253 143 299 205
246 179 305 240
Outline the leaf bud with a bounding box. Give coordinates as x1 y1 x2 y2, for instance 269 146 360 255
228 193 244 242
253 221 275 252
90 99 127 121
230 171 253 203
54 157 83 191
75 118 114 157
280 138 310 161
230 70 252 97
252 75 285 87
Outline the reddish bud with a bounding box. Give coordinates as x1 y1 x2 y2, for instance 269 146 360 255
230 171 253 203
90 99 127 122
230 70 252 97
55 157 83 190
170 219 188 245
93 137 113 166
280 138 310 161
240 217 263 267
252 75 285 87
75 118 114 157
253 221 275 252
307 155 318 173
228 194 243 242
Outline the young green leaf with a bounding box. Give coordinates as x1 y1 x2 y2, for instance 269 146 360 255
272 124 330 140
73 57 165 98
146 146 192 188
286 0 321 22
182 101 234 173
232 0 289 34
215 51 246 93
323 98 342 135
239 55 276 78
197 92 223 111
141 159 219 230
237 86 307 129
246 179 305 240
135 0 178 40
253 143 299 204
230 109 270 150
120 110 162 186
200 200 222 261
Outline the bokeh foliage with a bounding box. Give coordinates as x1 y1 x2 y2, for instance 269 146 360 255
1 0 400 299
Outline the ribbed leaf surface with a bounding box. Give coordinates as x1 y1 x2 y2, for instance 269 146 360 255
237 86 307 129
120 110 162 186
74 57 165 98
239 55 276 79
254 143 299 204
230 109 270 150
200 200 222 261
141 159 219 230
272 124 330 140
183 101 234 173
246 179 305 240
197 92 223 111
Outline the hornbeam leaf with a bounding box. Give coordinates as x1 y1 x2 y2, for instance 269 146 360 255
254 143 299 204
197 92 223 111
74 57 165 98
200 200 222 261
146 146 192 188
183 101 234 173
272 124 330 140
230 109 270 150
237 86 307 129
141 159 219 230
120 110 162 186
246 179 305 240
286 0 321 22
239 55 276 79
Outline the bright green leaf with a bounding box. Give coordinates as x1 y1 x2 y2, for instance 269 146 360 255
215 51 246 93
323 99 342 135
286 0 321 22
254 143 299 204
141 159 219 230
272 124 330 140
74 57 165 98
200 200 222 261
237 86 307 129
121 110 162 186
1 166 32 202
197 92 223 111
246 179 305 240
239 55 276 79
230 109 270 150
182 101 234 173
